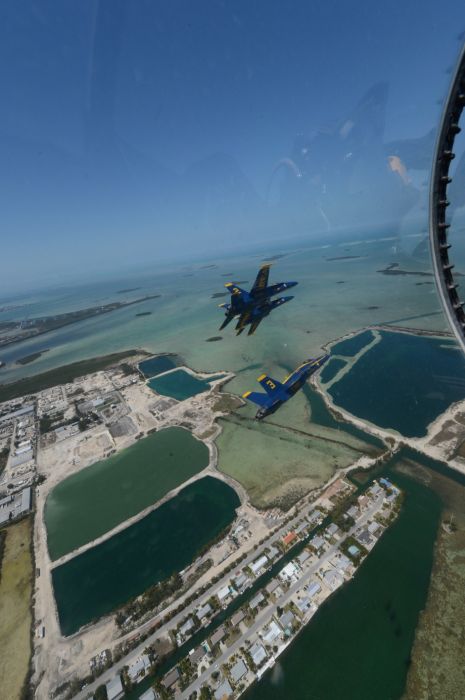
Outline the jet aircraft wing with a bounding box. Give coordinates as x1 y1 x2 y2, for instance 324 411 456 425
257 373 284 395
251 264 271 295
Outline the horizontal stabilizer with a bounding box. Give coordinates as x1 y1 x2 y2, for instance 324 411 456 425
242 390 271 409
257 374 283 395
225 283 247 298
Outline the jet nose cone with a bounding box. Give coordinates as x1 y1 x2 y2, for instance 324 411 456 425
286 281 298 289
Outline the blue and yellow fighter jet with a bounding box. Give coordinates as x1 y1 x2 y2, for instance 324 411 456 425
242 354 330 419
218 263 297 335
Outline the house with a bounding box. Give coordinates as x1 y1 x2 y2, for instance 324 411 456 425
262 620 281 644
356 529 372 546
127 654 150 682
297 550 310 566
279 561 298 582
139 690 155 700
306 581 322 599
250 642 267 667
346 505 359 519
105 676 124 700
308 509 323 523
266 579 280 596
334 554 352 573
326 523 340 538
179 618 195 637
310 535 325 552
368 521 381 536
197 603 212 621
296 596 311 613
215 679 233 699
189 646 205 665
249 592 265 610
278 610 295 632
282 531 297 547
217 585 232 603
163 668 179 688
230 658 248 683
232 573 248 591
210 626 226 647
231 609 245 627
250 555 268 575
323 569 343 591
267 545 280 560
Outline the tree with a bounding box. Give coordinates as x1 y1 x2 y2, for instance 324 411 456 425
94 685 108 700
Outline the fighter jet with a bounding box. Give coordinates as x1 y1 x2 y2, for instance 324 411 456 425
242 354 330 419
218 263 297 335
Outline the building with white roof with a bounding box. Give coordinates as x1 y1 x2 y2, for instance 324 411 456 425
250 642 267 667
127 654 150 682
105 675 124 700
230 658 248 683
217 585 231 602
279 561 298 582
250 555 268 575
261 620 281 645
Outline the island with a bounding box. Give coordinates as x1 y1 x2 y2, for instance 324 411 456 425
16 349 50 365
0 295 161 349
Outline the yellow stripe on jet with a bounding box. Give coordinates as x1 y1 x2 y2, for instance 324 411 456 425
242 391 251 398
257 373 267 381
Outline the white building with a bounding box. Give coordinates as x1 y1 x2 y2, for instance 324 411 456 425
250 555 268 575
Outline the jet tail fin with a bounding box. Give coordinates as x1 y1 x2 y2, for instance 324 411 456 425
257 373 284 395
242 390 271 408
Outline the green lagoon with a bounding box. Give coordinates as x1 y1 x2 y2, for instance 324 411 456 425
148 368 224 400
328 331 465 437
45 427 209 560
52 476 240 636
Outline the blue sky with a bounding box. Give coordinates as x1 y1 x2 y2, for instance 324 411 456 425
1 1 464 293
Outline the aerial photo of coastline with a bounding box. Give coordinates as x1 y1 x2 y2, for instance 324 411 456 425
2 3 465 700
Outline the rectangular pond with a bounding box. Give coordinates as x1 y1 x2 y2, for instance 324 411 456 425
52 476 240 636
45 427 209 560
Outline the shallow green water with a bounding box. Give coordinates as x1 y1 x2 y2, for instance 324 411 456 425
329 331 465 437
45 427 209 560
52 476 240 636
148 368 224 400
243 451 441 700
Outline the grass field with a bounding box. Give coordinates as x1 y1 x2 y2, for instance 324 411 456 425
0 349 146 402
0 518 33 700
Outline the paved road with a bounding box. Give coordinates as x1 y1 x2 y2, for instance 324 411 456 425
75 503 320 698
179 496 384 699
